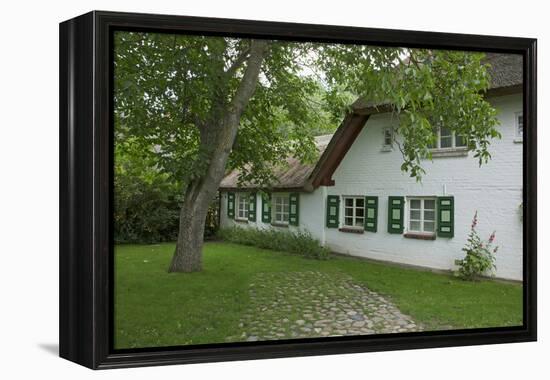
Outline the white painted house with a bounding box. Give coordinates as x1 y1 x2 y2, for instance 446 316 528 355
219 53 524 281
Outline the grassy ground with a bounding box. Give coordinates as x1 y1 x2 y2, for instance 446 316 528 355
115 242 523 349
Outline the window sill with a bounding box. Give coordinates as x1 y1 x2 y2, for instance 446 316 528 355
235 218 249 224
271 222 289 228
339 227 364 234
428 148 468 158
514 138 523 144
404 232 436 240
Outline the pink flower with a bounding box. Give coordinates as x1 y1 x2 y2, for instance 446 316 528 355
489 231 496 243
493 246 499 254
471 211 478 230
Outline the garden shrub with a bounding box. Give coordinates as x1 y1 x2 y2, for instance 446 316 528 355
114 172 181 244
114 154 220 243
218 226 330 260
455 211 498 280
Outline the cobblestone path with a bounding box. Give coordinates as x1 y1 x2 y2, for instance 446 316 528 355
233 271 423 342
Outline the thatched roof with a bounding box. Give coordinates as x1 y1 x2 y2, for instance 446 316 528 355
485 52 523 90
220 53 522 192
219 134 333 191
352 52 523 112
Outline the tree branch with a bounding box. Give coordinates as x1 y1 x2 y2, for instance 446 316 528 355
226 39 270 121
190 39 270 202
225 45 251 78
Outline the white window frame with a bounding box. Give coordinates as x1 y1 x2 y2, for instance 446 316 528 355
272 193 290 225
515 111 523 142
406 197 437 235
342 196 365 229
236 192 249 221
430 126 467 150
381 127 393 151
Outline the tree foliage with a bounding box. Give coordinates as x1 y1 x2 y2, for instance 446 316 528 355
317 47 499 178
115 33 499 186
115 34 327 189
114 137 181 243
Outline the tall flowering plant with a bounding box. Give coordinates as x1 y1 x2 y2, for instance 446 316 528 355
455 211 498 280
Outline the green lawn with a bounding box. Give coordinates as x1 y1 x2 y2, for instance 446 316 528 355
115 242 523 349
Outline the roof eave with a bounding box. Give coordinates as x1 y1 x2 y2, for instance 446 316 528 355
218 185 312 193
353 84 523 116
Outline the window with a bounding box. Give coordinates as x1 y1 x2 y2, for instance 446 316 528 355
408 198 436 234
343 196 365 228
272 194 290 224
430 126 467 150
382 127 393 150
515 112 523 140
236 193 249 220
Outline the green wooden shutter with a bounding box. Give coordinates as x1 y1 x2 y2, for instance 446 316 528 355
261 193 271 223
248 192 257 222
326 195 340 228
364 196 378 232
289 193 299 226
437 196 454 237
387 196 404 233
227 192 235 219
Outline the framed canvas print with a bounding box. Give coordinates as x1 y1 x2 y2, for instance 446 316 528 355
59 11 537 369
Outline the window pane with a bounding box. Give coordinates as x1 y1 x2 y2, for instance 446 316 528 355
517 114 523 137
356 198 364 208
356 208 364 217
385 130 392 145
345 217 353 226
283 213 289 222
428 128 438 149
440 126 452 138
410 199 421 209
440 136 452 148
424 221 435 232
424 199 435 210
410 210 421 220
410 221 421 231
345 198 353 207
455 134 466 147
355 218 364 227
345 207 353 217
424 210 435 221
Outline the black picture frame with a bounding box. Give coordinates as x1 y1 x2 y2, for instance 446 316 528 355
59 10 537 369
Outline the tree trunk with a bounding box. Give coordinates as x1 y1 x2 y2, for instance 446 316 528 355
168 185 210 272
168 39 269 273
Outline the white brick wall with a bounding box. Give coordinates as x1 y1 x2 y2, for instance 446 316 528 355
219 190 325 236
220 93 523 280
